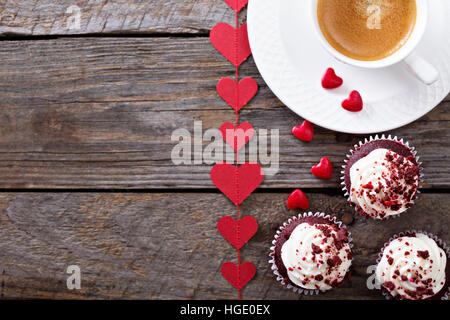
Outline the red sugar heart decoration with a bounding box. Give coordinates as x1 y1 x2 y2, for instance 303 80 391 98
211 162 264 205
217 216 258 250
217 77 258 111
322 68 343 89
220 121 254 151
210 23 251 67
287 189 309 210
221 261 256 290
342 90 363 112
311 157 333 179
223 0 248 12
292 120 314 142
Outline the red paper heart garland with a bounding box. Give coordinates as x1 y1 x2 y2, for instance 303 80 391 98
221 261 256 291
210 1 260 299
217 216 258 250
223 0 248 12
211 163 263 205
217 77 258 112
210 23 251 67
220 121 254 151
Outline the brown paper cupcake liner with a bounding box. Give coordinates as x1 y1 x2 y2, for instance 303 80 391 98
268 212 353 295
340 134 424 220
376 230 449 300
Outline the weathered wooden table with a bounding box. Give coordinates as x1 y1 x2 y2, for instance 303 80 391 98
0 1 448 300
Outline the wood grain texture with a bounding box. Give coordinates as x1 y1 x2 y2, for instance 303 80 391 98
0 192 448 299
0 0 241 36
0 38 448 189
0 0 447 304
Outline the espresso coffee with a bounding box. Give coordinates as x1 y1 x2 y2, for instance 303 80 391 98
317 0 417 61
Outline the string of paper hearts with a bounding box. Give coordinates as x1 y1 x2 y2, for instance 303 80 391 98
209 0 263 299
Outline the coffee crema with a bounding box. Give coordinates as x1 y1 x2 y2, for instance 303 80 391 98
317 0 417 61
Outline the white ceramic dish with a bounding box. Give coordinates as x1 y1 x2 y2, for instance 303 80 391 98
247 0 450 134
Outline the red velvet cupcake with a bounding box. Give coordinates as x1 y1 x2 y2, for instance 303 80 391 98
376 231 449 300
341 135 422 220
269 212 353 295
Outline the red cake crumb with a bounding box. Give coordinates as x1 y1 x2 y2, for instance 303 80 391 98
362 182 374 189
417 250 430 259
315 274 323 281
336 229 348 242
387 256 394 265
383 281 396 291
416 287 434 297
311 243 323 254
327 256 342 267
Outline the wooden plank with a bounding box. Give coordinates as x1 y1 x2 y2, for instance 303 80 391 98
0 38 448 189
0 192 448 299
0 0 240 36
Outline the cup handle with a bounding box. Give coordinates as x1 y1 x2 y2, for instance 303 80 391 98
403 53 439 85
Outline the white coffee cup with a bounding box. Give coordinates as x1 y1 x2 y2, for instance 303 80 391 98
310 0 439 85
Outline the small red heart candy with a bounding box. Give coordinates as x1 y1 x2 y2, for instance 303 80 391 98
292 120 314 142
287 189 309 210
322 68 343 89
342 90 363 112
311 157 333 179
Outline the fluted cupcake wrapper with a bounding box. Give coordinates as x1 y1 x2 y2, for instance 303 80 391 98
376 230 450 300
269 212 353 295
340 134 424 221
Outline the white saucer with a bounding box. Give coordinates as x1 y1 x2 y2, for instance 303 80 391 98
248 0 450 134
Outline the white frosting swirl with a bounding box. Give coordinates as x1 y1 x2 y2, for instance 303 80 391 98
350 148 419 219
281 222 352 291
376 233 447 300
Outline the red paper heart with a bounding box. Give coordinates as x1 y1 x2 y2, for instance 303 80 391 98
217 216 258 250
211 162 264 205
322 68 343 89
342 90 363 112
223 0 248 12
210 23 251 67
287 189 309 210
220 121 254 151
217 77 258 111
311 157 333 179
292 120 314 142
221 261 256 290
